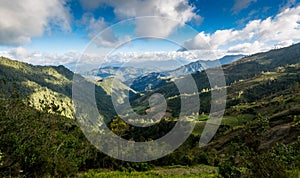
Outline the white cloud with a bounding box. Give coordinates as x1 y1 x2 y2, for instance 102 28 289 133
183 5 300 54
232 0 257 14
0 0 71 45
134 17 179 38
80 13 107 38
276 39 294 48
227 41 265 53
182 32 212 50
80 0 201 39
112 0 200 38
79 13 131 47
0 47 80 66
109 50 224 63
0 46 226 72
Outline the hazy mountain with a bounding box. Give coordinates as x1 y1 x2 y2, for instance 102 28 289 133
125 72 171 92
167 54 245 76
81 66 154 81
219 54 245 65
79 59 190 81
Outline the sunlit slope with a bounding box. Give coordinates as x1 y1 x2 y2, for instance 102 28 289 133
0 57 115 120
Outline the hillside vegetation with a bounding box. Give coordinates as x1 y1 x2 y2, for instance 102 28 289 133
0 57 115 120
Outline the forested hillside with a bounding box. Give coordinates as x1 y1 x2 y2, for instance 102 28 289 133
0 57 115 120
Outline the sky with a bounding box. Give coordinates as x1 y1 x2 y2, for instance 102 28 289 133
0 0 300 71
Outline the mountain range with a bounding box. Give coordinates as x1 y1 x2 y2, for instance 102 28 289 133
82 55 244 81
91 54 244 92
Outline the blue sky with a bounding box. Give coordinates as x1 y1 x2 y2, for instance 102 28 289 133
0 0 299 69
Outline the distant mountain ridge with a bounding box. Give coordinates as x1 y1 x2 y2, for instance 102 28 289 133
82 55 245 82
166 54 245 76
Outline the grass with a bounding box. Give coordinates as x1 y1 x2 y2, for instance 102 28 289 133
192 121 206 136
191 114 255 136
286 169 300 178
198 114 209 121
221 114 255 127
79 165 219 178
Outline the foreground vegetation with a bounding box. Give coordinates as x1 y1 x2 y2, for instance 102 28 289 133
79 165 219 178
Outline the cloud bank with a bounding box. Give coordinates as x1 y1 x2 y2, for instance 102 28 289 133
0 47 79 66
0 47 225 71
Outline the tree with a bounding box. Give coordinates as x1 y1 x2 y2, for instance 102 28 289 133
108 116 130 161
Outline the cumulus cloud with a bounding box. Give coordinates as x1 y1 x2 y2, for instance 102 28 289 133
183 6 300 54
182 32 212 50
0 0 71 45
80 13 107 37
112 0 200 38
232 0 257 14
79 13 119 47
80 0 201 39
